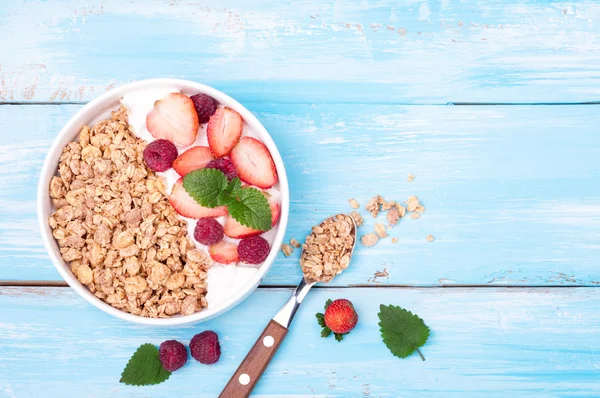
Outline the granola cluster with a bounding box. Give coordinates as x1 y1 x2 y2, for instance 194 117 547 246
300 214 355 283
48 107 211 318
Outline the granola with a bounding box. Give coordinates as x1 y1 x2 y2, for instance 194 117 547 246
281 243 293 257
48 107 210 318
300 214 355 283
361 233 379 247
350 211 363 227
348 198 360 209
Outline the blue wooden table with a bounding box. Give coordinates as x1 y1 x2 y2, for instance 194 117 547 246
1 1 600 396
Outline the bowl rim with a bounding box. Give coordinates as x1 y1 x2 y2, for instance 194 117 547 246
37 78 289 326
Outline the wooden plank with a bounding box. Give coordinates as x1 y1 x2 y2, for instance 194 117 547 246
2 104 600 285
1 0 600 104
0 286 599 396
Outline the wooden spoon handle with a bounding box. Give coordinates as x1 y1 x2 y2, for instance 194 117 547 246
219 320 288 398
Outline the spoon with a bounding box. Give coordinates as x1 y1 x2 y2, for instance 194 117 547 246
219 213 357 398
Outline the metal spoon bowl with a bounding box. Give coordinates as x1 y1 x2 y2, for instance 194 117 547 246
220 213 357 397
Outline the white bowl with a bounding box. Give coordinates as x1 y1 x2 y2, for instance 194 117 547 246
37 79 289 326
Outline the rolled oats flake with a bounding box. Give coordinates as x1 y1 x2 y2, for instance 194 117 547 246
348 198 360 209
281 244 293 257
374 223 388 238
361 233 379 247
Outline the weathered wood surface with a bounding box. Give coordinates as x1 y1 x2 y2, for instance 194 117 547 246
1 1 600 104
1 286 599 397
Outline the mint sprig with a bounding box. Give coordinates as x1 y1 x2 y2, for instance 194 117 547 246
378 304 430 361
120 343 171 386
183 170 272 231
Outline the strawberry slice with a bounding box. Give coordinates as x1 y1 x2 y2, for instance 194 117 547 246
207 108 243 157
230 137 278 189
146 93 199 147
209 241 239 264
223 192 280 239
168 178 227 218
172 146 215 177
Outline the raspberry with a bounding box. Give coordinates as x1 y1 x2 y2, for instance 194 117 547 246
194 218 224 246
206 158 238 181
190 331 221 364
158 340 188 372
143 139 178 172
190 93 218 123
238 235 270 264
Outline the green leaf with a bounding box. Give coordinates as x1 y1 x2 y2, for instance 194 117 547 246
316 312 326 328
120 343 171 386
321 328 332 338
378 304 430 361
324 299 333 311
227 177 242 198
182 168 228 208
227 187 272 231
334 333 344 342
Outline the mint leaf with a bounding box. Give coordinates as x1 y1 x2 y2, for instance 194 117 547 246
378 304 430 361
183 168 228 208
227 177 242 198
120 343 171 386
216 191 233 207
216 178 243 206
227 187 271 231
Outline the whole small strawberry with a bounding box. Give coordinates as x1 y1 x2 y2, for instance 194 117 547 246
316 299 358 342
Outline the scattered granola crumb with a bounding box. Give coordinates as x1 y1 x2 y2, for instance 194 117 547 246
289 238 301 248
391 237 398 244
365 195 382 217
411 212 421 219
381 200 396 211
350 211 363 227
281 244 293 257
426 234 435 242
397 203 407 218
405 195 420 212
407 173 415 182
361 233 379 247
415 204 426 215
300 215 355 283
387 207 400 225
348 198 360 209
374 223 388 238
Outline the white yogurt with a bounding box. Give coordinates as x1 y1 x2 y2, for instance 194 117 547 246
121 88 279 308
